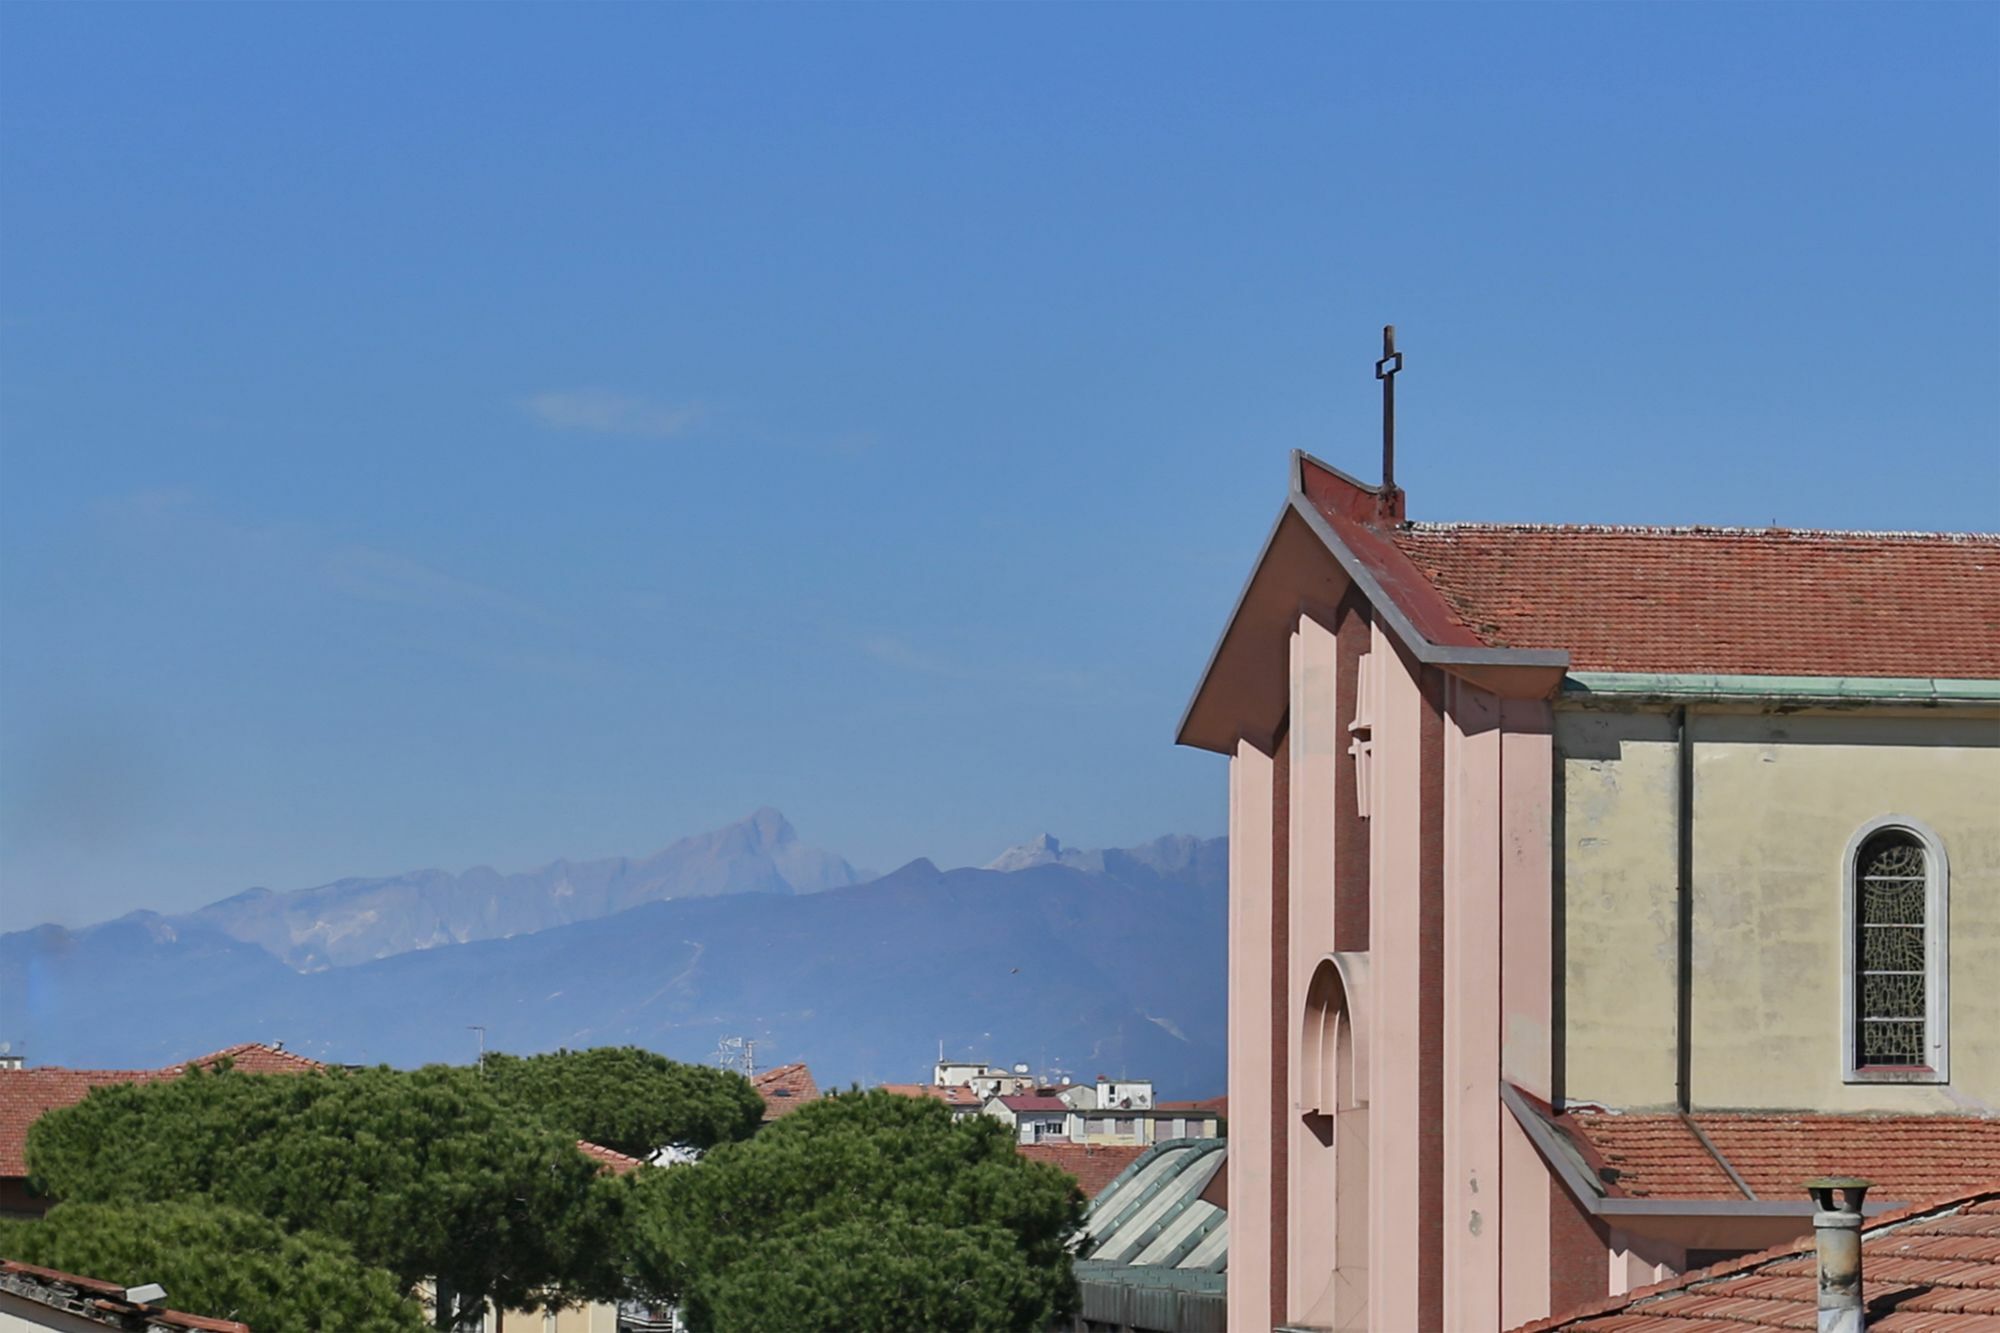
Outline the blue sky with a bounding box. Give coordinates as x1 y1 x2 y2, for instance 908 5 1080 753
3 4 1995 931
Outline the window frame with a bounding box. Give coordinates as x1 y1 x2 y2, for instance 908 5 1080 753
1841 815 1950 1085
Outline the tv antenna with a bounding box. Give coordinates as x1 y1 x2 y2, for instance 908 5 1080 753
467 1025 486 1072
715 1036 758 1079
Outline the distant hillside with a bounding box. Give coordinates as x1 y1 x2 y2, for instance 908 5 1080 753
174 808 863 970
0 847 1228 1094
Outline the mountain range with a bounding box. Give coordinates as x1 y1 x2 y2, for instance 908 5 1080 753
0 813 1227 1094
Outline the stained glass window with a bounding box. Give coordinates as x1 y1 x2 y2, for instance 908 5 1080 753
1855 831 1929 1068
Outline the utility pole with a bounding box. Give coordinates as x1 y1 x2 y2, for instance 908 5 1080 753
467 1025 486 1073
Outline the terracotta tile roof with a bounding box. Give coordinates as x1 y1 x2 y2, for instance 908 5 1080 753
575 1140 644 1175
0 1046 327 1178
0 1259 253 1332
1017 1143 1149 1198
1159 1095 1227 1118
750 1063 820 1120
0 1069 172 1177
877 1083 985 1109
1387 524 2000 679
1293 454 2000 680
998 1094 1070 1112
170 1043 327 1076
1549 1104 2000 1203
1510 1182 2000 1332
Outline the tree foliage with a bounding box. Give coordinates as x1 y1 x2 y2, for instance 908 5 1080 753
0 1200 427 1333
482 1046 764 1156
626 1090 1081 1333
25 1064 628 1327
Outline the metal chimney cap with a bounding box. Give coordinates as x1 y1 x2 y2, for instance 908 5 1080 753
1805 1176 1873 1214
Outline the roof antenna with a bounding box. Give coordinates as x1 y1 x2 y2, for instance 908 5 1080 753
1375 324 1403 498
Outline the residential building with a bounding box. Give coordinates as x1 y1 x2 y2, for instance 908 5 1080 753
984 1093 1073 1144
968 1066 1038 1101
0 1260 250 1333
1097 1077 1155 1111
933 1060 992 1087
1177 449 2000 1330
749 1063 819 1121
1057 1083 1099 1111
1072 1107 1220 1148
0 1044 324 1217
877 1082 986 1119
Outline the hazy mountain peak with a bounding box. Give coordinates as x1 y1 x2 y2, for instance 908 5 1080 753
745 806 795 844
984 832 1228 892
986 834 1065 872
161 810 861 971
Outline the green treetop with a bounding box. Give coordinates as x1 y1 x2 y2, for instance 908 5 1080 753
0 1199 427 1333
626 1089 1083 1333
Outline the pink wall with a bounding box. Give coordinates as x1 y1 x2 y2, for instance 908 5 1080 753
1225 612 1573 1332
1227 740 1275 1333
1365 621 1427 1331
1287 618 1342 1324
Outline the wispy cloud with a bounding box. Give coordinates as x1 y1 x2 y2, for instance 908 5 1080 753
321 545 551 624
524 390 701 440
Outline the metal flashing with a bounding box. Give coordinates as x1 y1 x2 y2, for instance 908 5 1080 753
1499 1085 1906 1222
1561 673 2000 705
1283 492 1570 675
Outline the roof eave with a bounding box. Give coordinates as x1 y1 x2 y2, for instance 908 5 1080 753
1176 456 1569 753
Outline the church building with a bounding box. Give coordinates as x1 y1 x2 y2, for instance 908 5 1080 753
1177 437 2000 1331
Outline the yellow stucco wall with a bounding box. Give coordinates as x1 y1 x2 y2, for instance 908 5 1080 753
1558 706 2000 1113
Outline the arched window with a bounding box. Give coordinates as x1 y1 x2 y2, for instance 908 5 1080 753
1844 819 1949 1083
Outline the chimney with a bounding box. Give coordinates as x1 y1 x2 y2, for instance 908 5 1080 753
0 1054 21 1072
1805 1176 1871 1333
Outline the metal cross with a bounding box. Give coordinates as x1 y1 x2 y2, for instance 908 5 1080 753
1375 324 1402 494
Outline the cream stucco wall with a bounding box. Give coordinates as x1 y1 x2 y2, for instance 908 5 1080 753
1559 705 2000 1113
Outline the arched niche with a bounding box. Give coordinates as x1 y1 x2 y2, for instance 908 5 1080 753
1301 951 1370 1116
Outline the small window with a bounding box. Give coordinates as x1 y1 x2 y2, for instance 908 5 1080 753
1844 820 1949 1083
1349 652 1374 818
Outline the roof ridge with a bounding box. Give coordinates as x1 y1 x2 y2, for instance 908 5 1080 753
1402 521 2000 541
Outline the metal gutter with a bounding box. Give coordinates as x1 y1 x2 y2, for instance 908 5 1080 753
1562 673 2000 706
1674 706 1694 1114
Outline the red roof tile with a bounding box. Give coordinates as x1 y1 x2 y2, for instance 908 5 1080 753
998 1094 1070 1112
750 1063 820 1120
171 1043 327 1077
1294 454 2000 680
0 1069 173 1177
0 1046 327 1179
877 1083 985 1109
1017 1143 1149 1198
1548 1105 2000 1203
1388 524 2000 679
575 1140 644 1175
1510 1182 2000 1332
0 1260 253 1332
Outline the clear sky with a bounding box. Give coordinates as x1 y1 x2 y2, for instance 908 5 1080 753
2 3 1995 931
